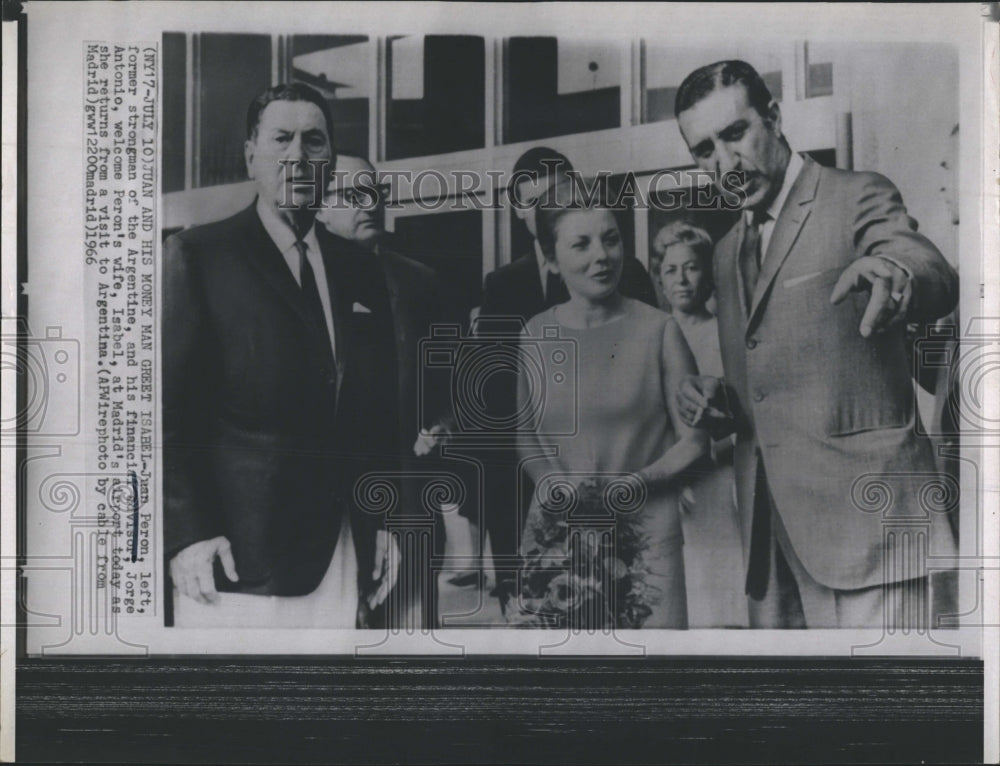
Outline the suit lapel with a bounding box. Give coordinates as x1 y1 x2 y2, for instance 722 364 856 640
321 236 400 425
746 157 821 333
241 204 319 334
241 203 345 405
378 250 405 337
317 229 352 403
516 252 546 318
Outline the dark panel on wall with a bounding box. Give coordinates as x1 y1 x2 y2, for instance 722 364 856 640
424 35 486 156
507 37 621 143
197 33 271 187
505 36 558 144
392 209 483 315
162 33 186 193
387 36 485 160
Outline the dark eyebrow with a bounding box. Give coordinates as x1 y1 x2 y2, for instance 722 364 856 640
692 138 714 156
719 119 749 141
271 128 326 138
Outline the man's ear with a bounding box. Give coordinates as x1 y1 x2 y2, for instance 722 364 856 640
765 100 783 138
244 139 256 180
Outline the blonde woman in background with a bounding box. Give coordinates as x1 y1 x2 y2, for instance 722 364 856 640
653 221 748 627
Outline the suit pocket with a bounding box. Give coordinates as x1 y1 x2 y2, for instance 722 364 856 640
781 266 842 291
827 397 913 437
822 325 915 438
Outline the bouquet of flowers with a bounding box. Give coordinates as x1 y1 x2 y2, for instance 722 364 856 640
508 475 655 629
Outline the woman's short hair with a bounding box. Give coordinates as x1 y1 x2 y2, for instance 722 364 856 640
534 179 617 261
651 221 714 274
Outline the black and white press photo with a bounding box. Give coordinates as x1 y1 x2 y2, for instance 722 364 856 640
155 23 971 642
6 3 998 764
8 1 992 659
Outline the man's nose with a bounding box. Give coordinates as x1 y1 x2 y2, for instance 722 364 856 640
286 135 309 163
716 144 740 176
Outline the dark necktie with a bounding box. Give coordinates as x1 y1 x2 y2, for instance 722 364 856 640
545 269 570 308
739 210 769 310
295 239 335 367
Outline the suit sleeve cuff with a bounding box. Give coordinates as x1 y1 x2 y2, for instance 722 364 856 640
873 254 913 280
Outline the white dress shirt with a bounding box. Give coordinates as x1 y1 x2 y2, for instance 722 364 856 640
745 150 804 263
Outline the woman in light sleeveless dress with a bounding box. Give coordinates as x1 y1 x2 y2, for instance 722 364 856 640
655 221 748 628
510 183 708 629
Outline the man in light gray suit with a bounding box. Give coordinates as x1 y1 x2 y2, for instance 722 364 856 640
674 61 958 628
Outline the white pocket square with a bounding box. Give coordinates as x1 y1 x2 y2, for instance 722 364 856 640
782 271 826 289
352 302 372 314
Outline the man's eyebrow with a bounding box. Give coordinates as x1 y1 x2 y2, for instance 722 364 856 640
692 138 714 156
269 127 326 137
719 119 749 139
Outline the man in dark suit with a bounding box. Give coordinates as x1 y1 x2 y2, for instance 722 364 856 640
674 61 958 628
318 153 465 618
477 147 659 607
318 153 458 453
164 84 399 627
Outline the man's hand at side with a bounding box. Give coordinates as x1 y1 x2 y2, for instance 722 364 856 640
169 536 239 604
367 530 400 609
413 423 449 456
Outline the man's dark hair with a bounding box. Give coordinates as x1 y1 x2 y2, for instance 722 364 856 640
246 82 335 143
507 146 574 201
674 60 774 119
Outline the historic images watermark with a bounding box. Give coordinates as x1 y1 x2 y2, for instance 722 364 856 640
274 161 753 213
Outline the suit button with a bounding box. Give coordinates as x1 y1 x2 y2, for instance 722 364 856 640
746 338 758 350
753 389 765 403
